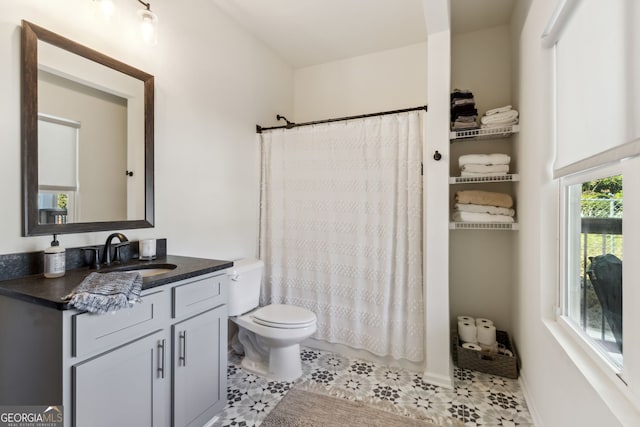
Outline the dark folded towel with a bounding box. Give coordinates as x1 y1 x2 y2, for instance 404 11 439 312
451 89 474 101
451 104 478 114
63 271 143 314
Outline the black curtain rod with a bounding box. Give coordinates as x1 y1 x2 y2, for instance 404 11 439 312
256 105 428 133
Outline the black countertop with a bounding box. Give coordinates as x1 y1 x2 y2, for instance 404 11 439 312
0 255 234 310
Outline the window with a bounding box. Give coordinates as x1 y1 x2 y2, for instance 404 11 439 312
562 170 623 370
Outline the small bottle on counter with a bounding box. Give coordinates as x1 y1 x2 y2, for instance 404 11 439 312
44 234 66 278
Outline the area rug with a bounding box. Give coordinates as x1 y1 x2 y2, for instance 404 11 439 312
260 388 443 427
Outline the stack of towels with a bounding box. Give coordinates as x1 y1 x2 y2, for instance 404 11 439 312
451 89 479 131
453 190 515 223
458 153 511 177
480 105 519 129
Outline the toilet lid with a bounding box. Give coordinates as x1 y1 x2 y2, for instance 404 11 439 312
252 304 316 329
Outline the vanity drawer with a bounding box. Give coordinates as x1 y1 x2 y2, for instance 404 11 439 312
72 290 169 358
172 273 227 319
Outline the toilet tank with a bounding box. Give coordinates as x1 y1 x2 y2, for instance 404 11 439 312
226 259 264 316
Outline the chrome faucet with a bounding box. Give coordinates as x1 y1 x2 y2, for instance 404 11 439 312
102 233 129 266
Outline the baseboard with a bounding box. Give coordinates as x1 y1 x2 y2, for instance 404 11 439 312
519 369 543 426
422 370 454 389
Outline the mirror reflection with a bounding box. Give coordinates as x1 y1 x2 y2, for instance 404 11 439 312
22 20 154 236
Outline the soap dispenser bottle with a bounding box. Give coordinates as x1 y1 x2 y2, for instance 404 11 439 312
44 234 66 278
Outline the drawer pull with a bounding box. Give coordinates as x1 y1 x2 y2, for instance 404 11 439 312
157 339 166 378
179 331 187 366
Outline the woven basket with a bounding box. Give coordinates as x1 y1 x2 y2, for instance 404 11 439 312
454 330 519 379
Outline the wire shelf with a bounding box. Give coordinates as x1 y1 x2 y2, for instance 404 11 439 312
450 124 520 141
449 174 520 184
449 222 519 231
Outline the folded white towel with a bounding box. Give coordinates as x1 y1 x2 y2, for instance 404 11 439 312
485 105 512 116
481 119 519 129
455 203 515 217
481 110 519 125
461 171 509 178
461 164 509 173
459 153 511 167
452 211 514 223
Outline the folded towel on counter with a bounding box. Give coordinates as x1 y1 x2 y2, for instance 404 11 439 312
452 211 514 223
455 190 513 208
455 203 515 217
485 105 513 116
461 164 509 173
458 153 511 167
63 271 143 314
481 110 519 125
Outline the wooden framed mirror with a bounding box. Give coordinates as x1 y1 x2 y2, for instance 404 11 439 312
21 20 154 236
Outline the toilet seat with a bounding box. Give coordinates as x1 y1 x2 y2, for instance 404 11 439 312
251 304 316 329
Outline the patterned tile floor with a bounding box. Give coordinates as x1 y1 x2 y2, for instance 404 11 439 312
211 347 534 427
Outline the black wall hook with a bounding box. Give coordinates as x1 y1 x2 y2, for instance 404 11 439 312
433 150 442 161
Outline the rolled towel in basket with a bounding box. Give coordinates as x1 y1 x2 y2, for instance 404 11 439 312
455 190 513 208
63 271 143 314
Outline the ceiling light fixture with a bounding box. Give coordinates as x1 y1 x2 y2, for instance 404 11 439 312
136 0 158 45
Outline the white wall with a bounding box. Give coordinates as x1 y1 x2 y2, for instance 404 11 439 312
293 42 427 122
451 25 512 117
0 0 293 259
512 0 622 425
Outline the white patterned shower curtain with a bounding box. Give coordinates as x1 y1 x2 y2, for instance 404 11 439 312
259 111 424 362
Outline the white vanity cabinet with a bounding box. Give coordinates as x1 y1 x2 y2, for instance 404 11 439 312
0 269 228 427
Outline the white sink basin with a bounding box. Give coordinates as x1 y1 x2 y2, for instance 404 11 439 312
104 263 177 277
123 268 175 277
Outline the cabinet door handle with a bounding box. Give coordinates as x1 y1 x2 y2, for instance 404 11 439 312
157 339 166 379
179 331 187 367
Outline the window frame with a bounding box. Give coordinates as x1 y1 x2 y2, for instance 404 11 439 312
558 162 624 376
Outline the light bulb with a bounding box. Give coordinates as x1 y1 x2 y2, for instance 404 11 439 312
138 9 158 45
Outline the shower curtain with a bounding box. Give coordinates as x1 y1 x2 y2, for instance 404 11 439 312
259 111 424 362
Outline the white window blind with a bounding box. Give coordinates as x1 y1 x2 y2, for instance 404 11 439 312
553 0 640 177
38 114 80 190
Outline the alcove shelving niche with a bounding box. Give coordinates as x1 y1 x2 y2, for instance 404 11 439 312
449 124 520 231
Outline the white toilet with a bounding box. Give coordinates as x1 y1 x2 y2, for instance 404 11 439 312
227 259 317 381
